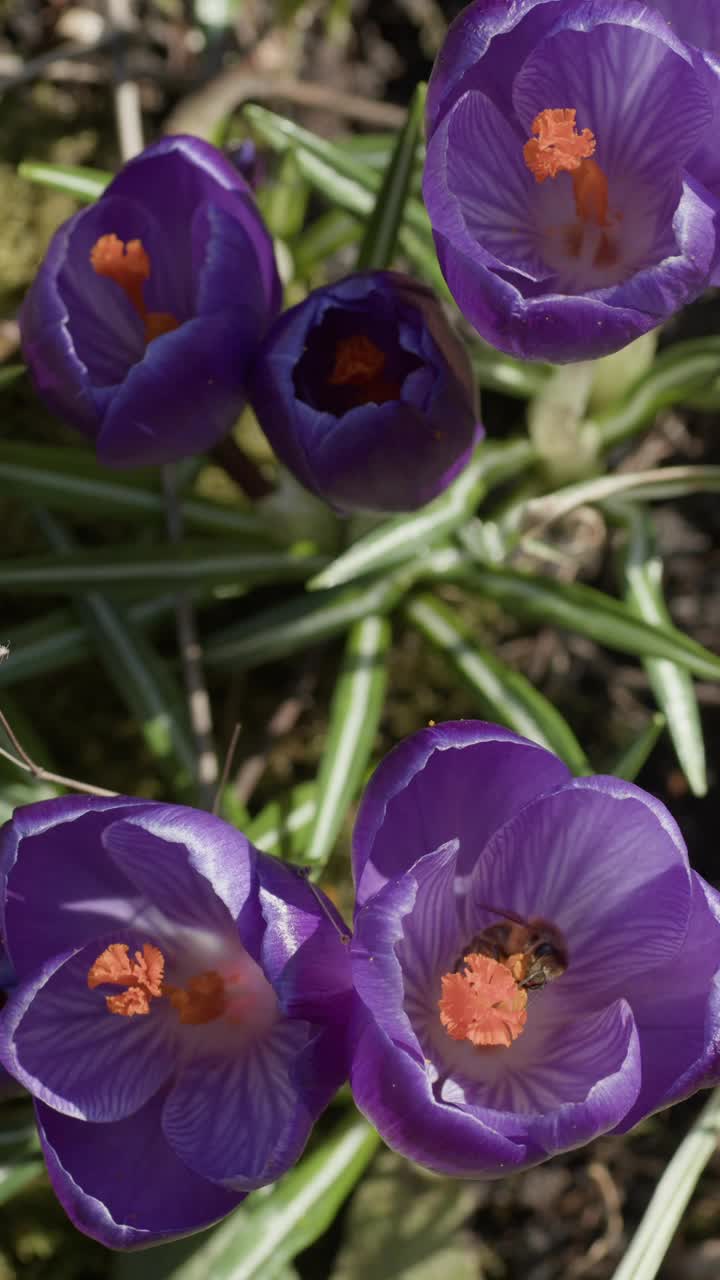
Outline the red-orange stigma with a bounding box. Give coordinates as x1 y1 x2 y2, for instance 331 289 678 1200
438 953 528 1049
328 334 400 405
89 234 178 344
88 943 226 1025
524 108 609 227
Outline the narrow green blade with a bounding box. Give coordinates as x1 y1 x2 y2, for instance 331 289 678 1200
0 542 325 595
450 563 720 682
405 592 589 774
621 507 707 795
166 1113 379 1280
356 84 426 271
305 615 391 868
18 160 111 202
310 440 534 592
609 712 666 783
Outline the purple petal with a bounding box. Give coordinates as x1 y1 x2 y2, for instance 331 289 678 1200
442 91 548 280
353 721 570 906
308 400 478 514
36 1090 243 1249
20 213 108 436
352 841 461 1061
350 1007 527 1178
0 938 176 1121
162 1019 318 1190
103 136 263 319
256 852 352 1023
58 195 176 377
595 174 720 317
649 0 720 52
616 871 720 1130
438 997 642 1160
429 219 654 362
96 308 255 466
467 776 692 1005
106 135 254 236
193 196 281 323
426 0 563 132
102 808 253 929
512 21 710 182
0 795 147 977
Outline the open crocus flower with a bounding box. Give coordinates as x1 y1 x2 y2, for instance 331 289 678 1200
423 0 720 363
20 135 281 466
0 796 352 1248
349 721 720 1176
248 271 480 514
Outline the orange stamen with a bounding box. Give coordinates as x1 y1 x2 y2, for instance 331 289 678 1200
329 335 387 387
164 971 227 1026
328 334 400 405
439 953 528 1049
88 943 165 1018
524 108 596 182
89 234 179 344
90 236 150 316
88 943 229 1025
524 108 609 229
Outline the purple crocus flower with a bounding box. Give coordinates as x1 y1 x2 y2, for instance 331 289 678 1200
0 796 352 1248
423 0 720 363
248 271 480 515
20 136 281 466
349 721 720 1176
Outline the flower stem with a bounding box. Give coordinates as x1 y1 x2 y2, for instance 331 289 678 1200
211 437 274 500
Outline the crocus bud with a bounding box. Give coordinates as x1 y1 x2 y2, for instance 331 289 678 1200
248 270 481 515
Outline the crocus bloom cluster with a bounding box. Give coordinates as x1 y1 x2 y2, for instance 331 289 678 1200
424 0 720 363
20 136 281 466
349 721 720 1176
0 796 352 1247
248 271 480 514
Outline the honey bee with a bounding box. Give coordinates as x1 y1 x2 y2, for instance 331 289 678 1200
456 905 567 991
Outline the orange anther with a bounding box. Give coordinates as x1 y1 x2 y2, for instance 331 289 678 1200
90 234 179 345
328 334 400 406
439 952 528 1048
524 108 596 182
88 942 165 1017
164 971 226 1025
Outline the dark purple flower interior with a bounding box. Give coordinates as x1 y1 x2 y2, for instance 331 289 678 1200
292 300 424 417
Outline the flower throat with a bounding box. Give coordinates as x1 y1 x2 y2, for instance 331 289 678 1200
524 108 618 270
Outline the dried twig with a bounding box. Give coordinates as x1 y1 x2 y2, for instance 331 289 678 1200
212 722 241 817
165 70 406 138
106 0 144 161
211 438 274 501
0 706 117 799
